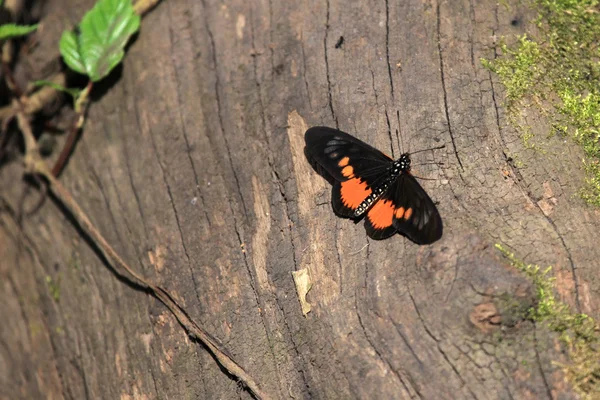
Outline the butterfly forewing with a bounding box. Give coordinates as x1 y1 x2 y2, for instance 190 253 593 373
305 127 391 183
306 127 392 217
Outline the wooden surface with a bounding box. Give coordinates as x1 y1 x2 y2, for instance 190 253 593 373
1 0 597 398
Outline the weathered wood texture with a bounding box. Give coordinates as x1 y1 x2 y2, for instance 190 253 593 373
1 0 597 398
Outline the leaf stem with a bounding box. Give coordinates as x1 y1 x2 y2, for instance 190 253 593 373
51 80 93 177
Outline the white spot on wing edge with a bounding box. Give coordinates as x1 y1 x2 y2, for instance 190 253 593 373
251 176 273 291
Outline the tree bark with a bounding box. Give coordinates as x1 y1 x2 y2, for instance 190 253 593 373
1 0 595 398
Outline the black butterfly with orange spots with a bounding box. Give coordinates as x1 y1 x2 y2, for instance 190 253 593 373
304 127 443 244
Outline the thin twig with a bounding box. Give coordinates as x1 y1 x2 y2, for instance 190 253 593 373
0 113 15 161
51 81 93 176
134 0 161 14
23 73 67 115
2 41 24 97
4 0 26 17
15 110 270 400
0 106 14 122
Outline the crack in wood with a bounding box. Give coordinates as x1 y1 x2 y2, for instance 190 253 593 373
202 1 249 219
167 22 211 227
355 300 417 398
408 290 478 399
124 105 153 237
469 0 476 68
323 0 338 128
436 2 464 171
142 107 205 309
533 324 554 400
385 0 395 100
392 320 425 369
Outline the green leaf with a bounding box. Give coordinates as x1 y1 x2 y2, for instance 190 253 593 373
33 80 82 99
59 31 87 75
0 23 38 40
59 0 140 82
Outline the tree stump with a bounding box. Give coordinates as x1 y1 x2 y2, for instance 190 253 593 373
1 0 596 398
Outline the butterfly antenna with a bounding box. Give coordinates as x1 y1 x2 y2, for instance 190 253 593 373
411 175 438 181
412 161 445 167
396 110 405 154
408 144 446 156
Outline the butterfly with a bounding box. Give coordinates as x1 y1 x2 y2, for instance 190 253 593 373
304 126 443 244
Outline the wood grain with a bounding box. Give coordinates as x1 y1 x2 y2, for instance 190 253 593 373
1 0 596 398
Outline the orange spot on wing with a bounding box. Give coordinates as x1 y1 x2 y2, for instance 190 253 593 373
404 207 413 220
395 207 405 219
338 156 350 167
368 199 395 229
340 179 371 209
341 165 355 178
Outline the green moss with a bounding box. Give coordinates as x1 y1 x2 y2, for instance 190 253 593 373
581 160 600 205
483 0 600 206
45 275 61 302
496 244 600 397
482 36 542 107
513 158 525 169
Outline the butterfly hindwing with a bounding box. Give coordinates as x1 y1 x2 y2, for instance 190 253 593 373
393 173 442 244
364 173 442 243
364 194 398 240
332 179 367 217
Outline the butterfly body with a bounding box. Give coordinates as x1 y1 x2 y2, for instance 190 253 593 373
304 127 443 244
353 154 410 217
